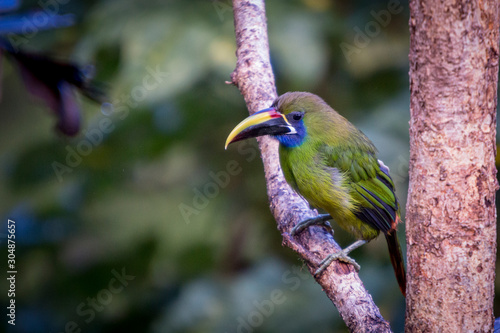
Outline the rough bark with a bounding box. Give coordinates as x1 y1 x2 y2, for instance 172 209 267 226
230 0 392 332
406 0 499 332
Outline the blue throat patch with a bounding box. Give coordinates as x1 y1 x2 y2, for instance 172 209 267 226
274 121 306 148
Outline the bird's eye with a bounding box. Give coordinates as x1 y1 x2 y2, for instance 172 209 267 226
292 112 303 121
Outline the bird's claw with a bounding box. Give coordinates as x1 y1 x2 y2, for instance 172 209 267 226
313 240 367 276
314 250 361 276
291 214 332 236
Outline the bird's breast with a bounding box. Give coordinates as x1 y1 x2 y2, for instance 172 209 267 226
279 145 354 215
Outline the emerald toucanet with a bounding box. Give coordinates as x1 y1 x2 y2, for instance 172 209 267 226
225 92 406 296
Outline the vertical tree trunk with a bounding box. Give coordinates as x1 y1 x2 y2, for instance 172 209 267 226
406 0 499 332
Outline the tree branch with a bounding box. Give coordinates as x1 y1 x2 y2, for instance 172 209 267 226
230 1 391 331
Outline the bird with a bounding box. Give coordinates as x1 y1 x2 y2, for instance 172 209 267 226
0 37 105 136
225 91 406 296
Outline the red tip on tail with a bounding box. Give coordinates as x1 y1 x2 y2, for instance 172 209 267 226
385 229 406 297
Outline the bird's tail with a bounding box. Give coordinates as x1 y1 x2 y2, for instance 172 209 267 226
385 230 406 297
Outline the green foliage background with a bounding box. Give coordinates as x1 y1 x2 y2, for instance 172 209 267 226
0 0 495 332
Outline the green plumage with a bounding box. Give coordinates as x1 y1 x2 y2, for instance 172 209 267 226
275 92 397 239
273 92 406 295
225 91 406 296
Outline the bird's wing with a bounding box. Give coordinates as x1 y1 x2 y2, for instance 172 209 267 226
324 146 399 233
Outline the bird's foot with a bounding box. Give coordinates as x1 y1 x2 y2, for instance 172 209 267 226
314 240 367 276
291 214 332 236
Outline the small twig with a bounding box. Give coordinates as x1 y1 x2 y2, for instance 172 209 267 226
230 0 391 331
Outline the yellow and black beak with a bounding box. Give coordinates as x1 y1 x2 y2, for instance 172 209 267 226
225 108 296 149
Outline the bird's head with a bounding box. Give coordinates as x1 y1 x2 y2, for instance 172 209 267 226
225 92 333 149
